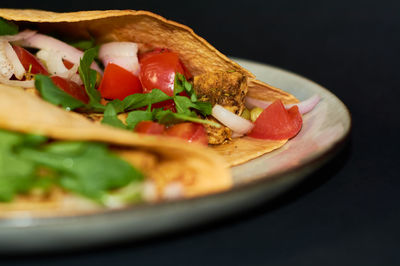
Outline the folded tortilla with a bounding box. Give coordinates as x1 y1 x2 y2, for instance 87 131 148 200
0 84 231 217
0 9 299 166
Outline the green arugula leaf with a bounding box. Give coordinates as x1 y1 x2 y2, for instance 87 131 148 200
174 95 212 116
18 141 143 202
155 110 220 127
126 109 154 130
69 39 96 50
0 131 37 201
174 73 197 101
191 101 212 116
0 18 18 36
174 95 198 115
101 103 127 129
120 89 171 111
0 129 144 203
35 75 85 110
78 47 105 111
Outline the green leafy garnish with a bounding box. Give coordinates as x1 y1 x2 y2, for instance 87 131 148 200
101 103 128 129
120 89 171 111
125 108 154 130
19 142 143 201
0 18 18 36
0 131 38 201
35 75 85 110
34 46 217 130
69 39 96 50
0 129 144 203
174 72 197 101
155 110 220 127
101 73 218 129
78 47 105 111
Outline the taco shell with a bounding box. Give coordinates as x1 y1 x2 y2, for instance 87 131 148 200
0 9 299 166
0 84 232 217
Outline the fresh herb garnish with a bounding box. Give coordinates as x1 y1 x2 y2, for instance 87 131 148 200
119 89 171 111
0 18 18 36
101 103 128 129
0 129 143 203
35 75 85 111
125 107 153 130
155 110 220 127
101 73 218 129
69 39 96 50
78 47 105 111
34 47 217 130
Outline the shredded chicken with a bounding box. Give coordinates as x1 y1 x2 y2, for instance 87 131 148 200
193 71 247 144
193 71 248 115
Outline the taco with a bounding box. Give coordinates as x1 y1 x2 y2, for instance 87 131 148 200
0 9 319 167
0 84 231 217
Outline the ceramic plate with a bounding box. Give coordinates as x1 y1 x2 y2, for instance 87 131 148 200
0 58 351 252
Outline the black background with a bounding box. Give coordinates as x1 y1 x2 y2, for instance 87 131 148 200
2 0 400 265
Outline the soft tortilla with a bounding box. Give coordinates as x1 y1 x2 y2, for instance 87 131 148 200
0 84 231 217
0 9 299 166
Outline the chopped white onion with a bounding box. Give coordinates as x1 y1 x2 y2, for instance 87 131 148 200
163 182 183 200
70 73 83 86
245 94 321 115
212 104 254 135
18 33 102 74
0 41 14 79
142 181 157 202
4 42 25 80
231 132 244 138
37 50 83 85
36 49 67 76
0 77 34 88
99 42 140 75
0 30 37 80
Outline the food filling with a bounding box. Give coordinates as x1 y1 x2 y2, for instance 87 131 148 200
0 18 315 146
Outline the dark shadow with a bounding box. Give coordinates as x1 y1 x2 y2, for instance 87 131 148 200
1 140 352 262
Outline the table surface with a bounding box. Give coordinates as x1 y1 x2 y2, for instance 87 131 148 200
1 0 399 265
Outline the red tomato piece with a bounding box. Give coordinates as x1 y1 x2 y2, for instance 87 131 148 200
98 63 142 101
138 48 170 62
12 46 48 75
134 121 165 135
165 123 208 145
51 76 89 104
63 59 75 70
248 100 302 140
139 51 191 96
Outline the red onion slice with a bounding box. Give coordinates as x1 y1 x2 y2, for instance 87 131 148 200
212 104 254 135
2 30 36 42
99 42 140 75
285 95 321 114
18 33 102 74
245 94 321 115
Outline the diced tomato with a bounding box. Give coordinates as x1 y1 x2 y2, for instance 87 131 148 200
51 76 89 104
98 63 142 101
248 100 302 140
134 121 165 135
139 50 191 96
138 48 170 61
12 46 48 75
165 122 208 145
63 59 75 70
